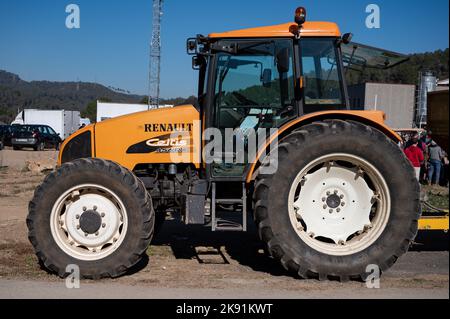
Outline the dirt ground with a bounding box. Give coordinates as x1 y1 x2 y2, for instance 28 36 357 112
0 149 448 299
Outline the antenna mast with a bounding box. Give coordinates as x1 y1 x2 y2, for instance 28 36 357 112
149 0 163 109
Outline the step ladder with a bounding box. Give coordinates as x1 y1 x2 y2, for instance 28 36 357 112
211 182 247 232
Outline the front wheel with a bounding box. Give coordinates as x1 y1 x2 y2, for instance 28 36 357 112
27 158 155 279
253 120 420 281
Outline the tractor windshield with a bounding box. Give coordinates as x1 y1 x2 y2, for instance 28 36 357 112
300 38 345 110
213 39 296 131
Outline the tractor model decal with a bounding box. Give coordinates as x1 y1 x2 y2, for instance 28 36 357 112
126 133 191 154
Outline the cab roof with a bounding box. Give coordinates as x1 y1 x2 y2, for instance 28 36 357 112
209 22 341 38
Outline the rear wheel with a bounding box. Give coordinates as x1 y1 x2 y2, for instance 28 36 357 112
27 158 155 279
253 120 420 281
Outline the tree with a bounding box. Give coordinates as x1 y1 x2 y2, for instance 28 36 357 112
81 98 111 123
140 96 149 104
140 95 198 106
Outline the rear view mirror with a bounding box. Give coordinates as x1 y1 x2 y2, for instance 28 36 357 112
276 48 290 73
192 55 205 70
262 69 272 88
186 38 198 55
192 56 200 70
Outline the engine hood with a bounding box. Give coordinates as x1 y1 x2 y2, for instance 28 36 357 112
59 104 201 169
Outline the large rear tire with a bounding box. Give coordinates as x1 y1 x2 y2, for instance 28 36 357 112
253 120 420 281
27 158 155 279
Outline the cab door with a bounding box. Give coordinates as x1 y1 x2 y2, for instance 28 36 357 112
206 39 297 179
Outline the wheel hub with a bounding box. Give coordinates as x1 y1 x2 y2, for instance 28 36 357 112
293 165 374 244
326 194 341 209
51 185 128 261
79 210 102 234
289 153 391 256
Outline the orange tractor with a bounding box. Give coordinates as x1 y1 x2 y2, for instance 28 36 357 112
27 8 420 281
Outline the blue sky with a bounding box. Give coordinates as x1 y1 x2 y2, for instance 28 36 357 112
0 0 448 98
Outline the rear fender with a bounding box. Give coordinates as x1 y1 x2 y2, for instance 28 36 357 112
246 110 402 183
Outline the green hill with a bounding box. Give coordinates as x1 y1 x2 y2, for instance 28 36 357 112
0 70 143 122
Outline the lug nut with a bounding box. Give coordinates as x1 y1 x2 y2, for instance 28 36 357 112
82 207 87 211
337 208 341 213
341 202 345 207
84 233 88 237
95 232 99 236
322 197 326 202
76 225 81 230
93 206 97 211
323 205 327 209
329 209 333 214
101 213 105 218
102 223 106 228
76 215 80 219
326 191 331 196
340 195 344 199
334 190 338 194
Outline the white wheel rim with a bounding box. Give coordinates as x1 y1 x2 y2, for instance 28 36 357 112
288 153 391 256
50 184 128 261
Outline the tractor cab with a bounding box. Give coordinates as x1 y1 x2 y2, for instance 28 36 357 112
188 19 348 122
187 8 406 180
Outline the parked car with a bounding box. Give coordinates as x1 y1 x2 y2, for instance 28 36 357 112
11 125 62 151
0 125 20 147
0 125 5 149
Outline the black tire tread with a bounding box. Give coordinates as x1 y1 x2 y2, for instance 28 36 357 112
253 120 420 281
27 158 154 279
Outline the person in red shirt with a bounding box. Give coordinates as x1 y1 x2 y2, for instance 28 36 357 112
404 137 425 181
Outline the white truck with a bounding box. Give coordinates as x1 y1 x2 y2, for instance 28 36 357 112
96 101 173 122
11 109 80 139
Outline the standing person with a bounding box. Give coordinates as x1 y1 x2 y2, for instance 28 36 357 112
404 137 424 181
418 132 429 182
428 141 444 185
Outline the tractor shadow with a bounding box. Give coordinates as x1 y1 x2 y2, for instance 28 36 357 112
151 213 291 277
150 213 449 278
